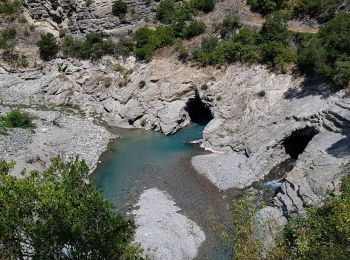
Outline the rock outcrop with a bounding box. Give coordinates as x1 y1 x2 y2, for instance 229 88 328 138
0 107 114 176
1 54 350 216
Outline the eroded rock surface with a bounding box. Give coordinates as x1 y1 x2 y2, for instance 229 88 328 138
133 188 206 260
0 107 114 176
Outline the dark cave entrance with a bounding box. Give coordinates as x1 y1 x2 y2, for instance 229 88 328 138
282 126 319 160
185 95 213 125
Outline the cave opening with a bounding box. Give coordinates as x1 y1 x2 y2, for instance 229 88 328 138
283 126 319 160
185 95 213 125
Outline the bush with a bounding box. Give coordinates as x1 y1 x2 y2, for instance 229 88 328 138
156 0 176 24
294 0 343 21
134 26 176 60
37 33 59 61
181 20 206 38
0 110 35 129
262 40 296 71
278 174 350 259
62 32 115 60
192 0 215 13
260 10 291 43
0 0 21 15
216 14 241 39
0 27 16 49
0 157 141 259
247 0 286 15
139 80 146 88
297 13 350 87
112 0 128 17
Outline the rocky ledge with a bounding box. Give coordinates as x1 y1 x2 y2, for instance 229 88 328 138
0 107 114 176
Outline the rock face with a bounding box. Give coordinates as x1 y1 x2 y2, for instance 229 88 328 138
1 54 350 216
0 107 114 176
24 0 158 36
133 188 206 260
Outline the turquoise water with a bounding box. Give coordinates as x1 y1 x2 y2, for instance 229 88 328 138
93 123 233 259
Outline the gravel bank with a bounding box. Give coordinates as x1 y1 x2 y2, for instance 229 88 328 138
133 188 206 260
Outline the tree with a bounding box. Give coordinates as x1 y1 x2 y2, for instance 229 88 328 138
260 10 291 43
37 33 59 61
0 157 141 259
112 0 128 18
156 0 176 24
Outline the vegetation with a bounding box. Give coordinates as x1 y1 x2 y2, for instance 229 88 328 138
0 109 35 129
112 0 128 18
192 0 215 13
181 20 206 38
0 0 21 15
297 13 350 87
156 0 176 24
0 157 141 259
134 26 176 60
247 0 343 22
139 80 146 88
37 33 59 61
0 27 16 49
216 14 241 39
231 174 350 259
293 0 343 20
62 32 115 60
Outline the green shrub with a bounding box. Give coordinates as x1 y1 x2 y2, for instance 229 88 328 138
0 157 141 259
139 80 146 88
37 33 59 61
192 0 215 13
112 0 128 17
258 90 266 97
134 26 176 60
0 110 35 129
181 20 206 38
176 41 189 62
260 10 292 43
216 14 241 39
247 0 286 15
62 32 115 60
0 28 16 49
297 13 350 87
156 0 176 24
262 40 296 71
278 174 350 259
0 0 21 15
115 38 135 57
294 0 342 20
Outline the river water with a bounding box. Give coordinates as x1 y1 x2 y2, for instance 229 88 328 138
93 123 234 259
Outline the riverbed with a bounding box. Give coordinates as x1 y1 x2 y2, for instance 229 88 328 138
93 123 234 259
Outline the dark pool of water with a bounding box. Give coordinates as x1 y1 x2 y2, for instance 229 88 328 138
93 123 234 259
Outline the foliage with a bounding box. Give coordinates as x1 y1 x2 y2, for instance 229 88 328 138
229 194 264 259
176 40 189 62
139 80 146 88
294 0 343 20
262 40 296 72
278 174 350 259
134 26 176 60
0 0 21 15
112 0 128 17
247 0 287 15
0 157 141 259
216 14 241 39
260 10 291 43
0 160 15 175
297 13 350 87
156 0 176 24
192 0 215 13
0 109 35 129
37 33 59 61
62 32 115 60
0 27 16 49
181 20 206 38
